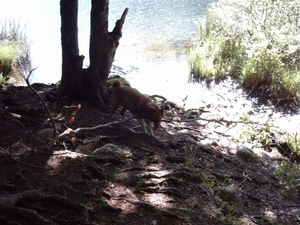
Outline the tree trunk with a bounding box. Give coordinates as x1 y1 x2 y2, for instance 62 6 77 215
60 0 128 106
60 0 85 99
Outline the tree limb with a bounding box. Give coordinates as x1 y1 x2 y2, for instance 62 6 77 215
111 8 129 36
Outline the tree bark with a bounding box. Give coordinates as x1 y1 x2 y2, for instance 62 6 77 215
60 0 85 99
60 0 128 106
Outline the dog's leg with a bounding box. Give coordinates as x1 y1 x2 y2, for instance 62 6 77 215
137 119 153 135
144 120 154 136
120 107 127 117
108 95 120 121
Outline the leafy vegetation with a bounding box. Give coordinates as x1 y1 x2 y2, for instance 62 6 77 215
287 132 300 158
240 123 273 146
274 161 300 198
188 0 300 101
0 19 31 84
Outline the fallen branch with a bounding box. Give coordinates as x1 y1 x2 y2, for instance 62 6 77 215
24 69 57 139
180 115 280 128
149 94 168 106
47 117 134 149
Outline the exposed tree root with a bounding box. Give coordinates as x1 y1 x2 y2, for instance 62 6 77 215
0 190 90 225
139 186 188 198
125 199 193 225
0 147 51 169
132 144 166 157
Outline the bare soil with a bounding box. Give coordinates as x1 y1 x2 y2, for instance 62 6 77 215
0 83 299 225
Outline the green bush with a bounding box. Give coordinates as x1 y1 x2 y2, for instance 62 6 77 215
0 43 17 74
0 19 31 84
188 0 300 100
287 133 300 158
274 161 300 198
240 123 273 146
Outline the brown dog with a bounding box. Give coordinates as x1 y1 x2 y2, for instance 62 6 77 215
108 79 164 134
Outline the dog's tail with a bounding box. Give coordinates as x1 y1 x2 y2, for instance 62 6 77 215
109 79 123 93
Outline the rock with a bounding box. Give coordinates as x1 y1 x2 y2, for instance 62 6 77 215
93 143 124 157
236 146 257 162
38 128 59 140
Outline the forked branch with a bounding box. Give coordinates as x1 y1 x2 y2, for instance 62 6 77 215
111 8 129 36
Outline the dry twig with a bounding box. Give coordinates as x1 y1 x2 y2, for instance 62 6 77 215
23 69 57 139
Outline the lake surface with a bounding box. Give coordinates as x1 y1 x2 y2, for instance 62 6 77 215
1 0 299 134
0 0 214 90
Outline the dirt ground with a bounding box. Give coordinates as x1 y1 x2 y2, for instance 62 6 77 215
0 83 300 225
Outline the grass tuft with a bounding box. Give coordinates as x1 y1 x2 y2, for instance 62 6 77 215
0 19 31 85
188 0 300 102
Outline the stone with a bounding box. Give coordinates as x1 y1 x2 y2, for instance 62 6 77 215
236 146 257 162
93 143 124 156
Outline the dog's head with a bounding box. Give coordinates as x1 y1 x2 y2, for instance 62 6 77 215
149 105 164 129
108 79 123 94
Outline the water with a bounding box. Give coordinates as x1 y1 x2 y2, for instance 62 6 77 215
0 0 213 93
0 0 216 109
0 0 61 83
1 0 299 134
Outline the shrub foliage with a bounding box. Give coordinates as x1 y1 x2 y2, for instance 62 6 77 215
0 19 31 84
188 0 300 101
